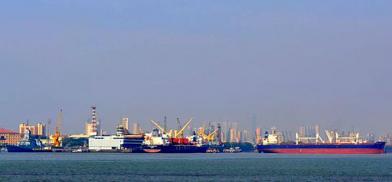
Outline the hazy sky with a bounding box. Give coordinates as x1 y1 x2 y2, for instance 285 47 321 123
1 1 391 135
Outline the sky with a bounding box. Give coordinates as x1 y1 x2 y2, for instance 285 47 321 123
0 1 391 135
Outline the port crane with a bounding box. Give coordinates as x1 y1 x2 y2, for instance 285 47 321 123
149 118 193 138
150 119 166 133
198 127 218 142
52 109 63 148
174 118 192 138
46 118 51 145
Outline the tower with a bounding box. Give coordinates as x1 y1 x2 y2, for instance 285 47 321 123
255 128 262 144
251 114 257 143
132 122 140 134
85 106 100 136
217 123 222 144
47 118 51 144
91 106 98 135
121 117 129 131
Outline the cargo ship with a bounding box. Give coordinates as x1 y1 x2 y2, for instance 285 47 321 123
257 127 386 154
142 128 209 153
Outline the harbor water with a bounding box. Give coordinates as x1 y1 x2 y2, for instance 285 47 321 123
1 153 392 181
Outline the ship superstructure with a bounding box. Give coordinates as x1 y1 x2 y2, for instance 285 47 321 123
88 126 144 152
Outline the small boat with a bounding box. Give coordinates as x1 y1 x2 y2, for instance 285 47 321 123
71 147 89 153
223 147 242 153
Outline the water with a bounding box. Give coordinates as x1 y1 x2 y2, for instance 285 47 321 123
1 153 392 181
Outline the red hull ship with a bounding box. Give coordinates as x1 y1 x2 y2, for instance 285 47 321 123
257 142 386 154
258 127 386 154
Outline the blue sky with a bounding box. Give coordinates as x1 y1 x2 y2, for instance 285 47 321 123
0 1 391 135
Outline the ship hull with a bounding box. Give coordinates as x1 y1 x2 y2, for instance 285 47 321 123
257 142 386 154
1 145 51 152
2 145 33 152
143 145 209 153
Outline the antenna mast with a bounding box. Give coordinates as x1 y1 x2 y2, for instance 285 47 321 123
176 117 181 132
56 108 63 135
164 116 167 133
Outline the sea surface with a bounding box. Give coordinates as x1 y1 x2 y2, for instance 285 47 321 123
1 152 392 182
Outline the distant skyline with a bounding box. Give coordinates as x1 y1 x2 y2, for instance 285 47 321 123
1 1 391 135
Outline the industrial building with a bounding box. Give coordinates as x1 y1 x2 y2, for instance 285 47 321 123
89 135 123 150
19 122 46 137
0 128 21 145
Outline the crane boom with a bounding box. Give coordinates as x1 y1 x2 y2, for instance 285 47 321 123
175 118 192 138
150 120 165 133
208 129 218 137
207 129 218 142
198 127 208 139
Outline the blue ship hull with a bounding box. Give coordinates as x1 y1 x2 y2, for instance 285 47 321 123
2 145 51 152
257 142 386 154
121 137 145 152
3 145 34 152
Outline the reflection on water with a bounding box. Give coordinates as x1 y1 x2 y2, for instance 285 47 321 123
1 153 391 181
